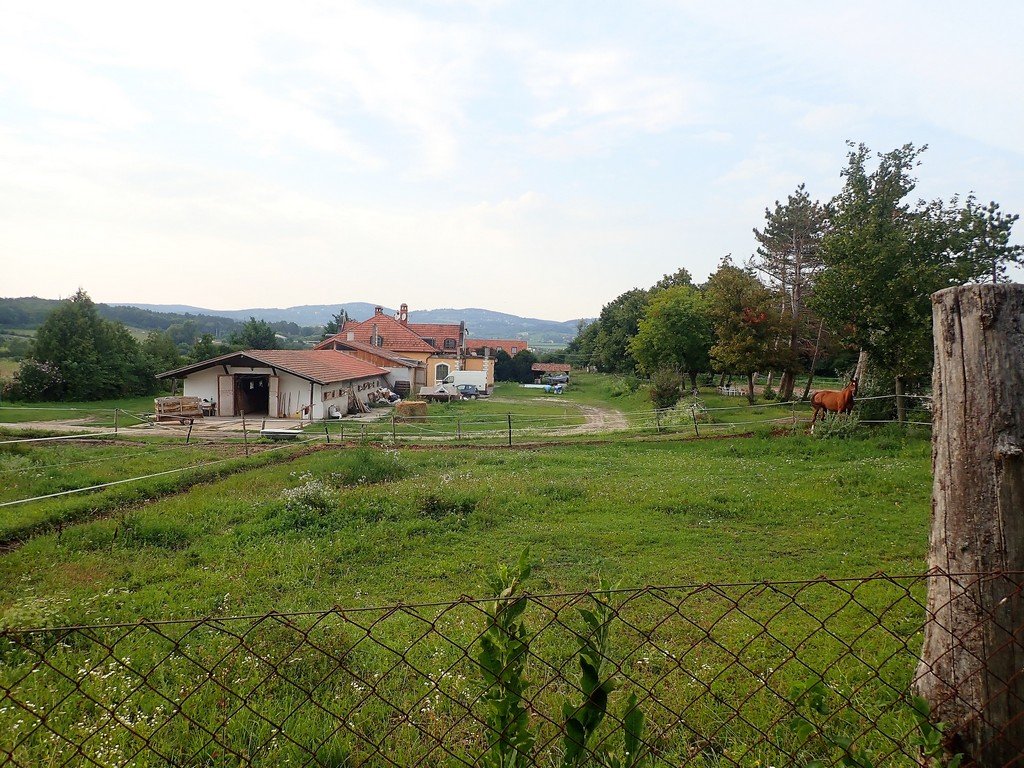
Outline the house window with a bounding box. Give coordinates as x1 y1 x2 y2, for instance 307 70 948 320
435 363 450 381
423 338 436 347
443 338 457 350
510 346 518 354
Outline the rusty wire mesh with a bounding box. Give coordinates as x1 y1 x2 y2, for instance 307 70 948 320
1 571 1021 767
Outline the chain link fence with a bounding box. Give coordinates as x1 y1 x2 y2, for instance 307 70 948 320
2 571 1020 766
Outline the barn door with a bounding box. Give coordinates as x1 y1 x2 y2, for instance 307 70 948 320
218 375 235 416
268 376 280 418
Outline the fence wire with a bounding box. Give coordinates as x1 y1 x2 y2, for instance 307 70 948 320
1 571 1020 767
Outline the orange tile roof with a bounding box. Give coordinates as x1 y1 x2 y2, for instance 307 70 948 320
466 338 529 352
158 350 387 384
313 337 425 367
531 363 571 373
407 322 462 349
332 315 437 353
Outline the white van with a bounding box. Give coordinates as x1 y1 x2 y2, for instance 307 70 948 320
443 371 488 391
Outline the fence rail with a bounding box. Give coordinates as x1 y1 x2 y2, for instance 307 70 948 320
2 571 1020 766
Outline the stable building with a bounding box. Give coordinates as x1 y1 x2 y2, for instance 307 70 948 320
158 350 389 419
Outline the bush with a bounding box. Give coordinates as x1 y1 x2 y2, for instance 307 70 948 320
649 369 682 410
813 412 861 439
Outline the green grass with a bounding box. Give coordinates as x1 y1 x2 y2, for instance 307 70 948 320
0 432 930 620
0 359 19 378
0 431 935 766
0 438 320 543
0 395 157 425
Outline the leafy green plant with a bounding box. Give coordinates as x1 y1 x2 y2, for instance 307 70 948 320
812 412 860 440
477 549 536 768
788 680 876 767
648 369 682 410
788 683 964 768
908 696 962 768
562 580 647 768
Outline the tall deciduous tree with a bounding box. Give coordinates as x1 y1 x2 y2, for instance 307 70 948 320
21 289 157 401
812 142 1021 418
230 317 278 349
588 289 650 374
628 285 712 390
705 259 787 403
750 184 827 400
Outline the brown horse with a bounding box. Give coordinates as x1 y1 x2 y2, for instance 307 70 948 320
810 378 858 428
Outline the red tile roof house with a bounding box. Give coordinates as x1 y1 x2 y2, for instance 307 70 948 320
465 338 530 357
316 304 495 392
158 349 390 419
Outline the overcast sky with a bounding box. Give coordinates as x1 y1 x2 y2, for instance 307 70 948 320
2 1 1022 320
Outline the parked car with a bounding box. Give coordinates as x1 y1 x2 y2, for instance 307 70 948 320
455 384 483 399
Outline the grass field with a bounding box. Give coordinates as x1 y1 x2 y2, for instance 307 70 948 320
0 395 157 426
0 429 935 765
0 431 931 619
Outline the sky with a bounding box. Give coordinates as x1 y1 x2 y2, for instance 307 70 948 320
2 1 1022 321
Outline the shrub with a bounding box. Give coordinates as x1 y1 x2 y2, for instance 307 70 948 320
649 368 682 410
813 412 861 439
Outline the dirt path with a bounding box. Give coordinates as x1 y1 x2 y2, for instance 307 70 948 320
486 396 629 435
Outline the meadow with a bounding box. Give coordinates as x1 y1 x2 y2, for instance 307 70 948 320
0 384 939 766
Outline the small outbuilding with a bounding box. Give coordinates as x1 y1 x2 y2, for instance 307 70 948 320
531 363 571 375
158 350 390 419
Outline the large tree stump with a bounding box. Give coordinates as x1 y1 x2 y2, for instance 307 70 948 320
916 284 1024 765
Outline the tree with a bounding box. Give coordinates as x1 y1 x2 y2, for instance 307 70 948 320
649 368 683 409
814 143 1022 415
142 331 182 375
189 333 219 363
628 284 712 390
230 316 278 349
17 289 157 401
494 350 538 383
750 184 827 400
321 309 350 340
652 267 694 291
589 289 650 374
31 289 106 400
705 259 787 403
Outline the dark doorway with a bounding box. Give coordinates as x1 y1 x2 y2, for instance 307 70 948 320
235 374 269 415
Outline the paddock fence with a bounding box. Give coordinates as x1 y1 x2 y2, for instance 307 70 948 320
2 570 1021 767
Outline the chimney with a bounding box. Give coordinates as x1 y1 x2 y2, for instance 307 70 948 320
346 331 355 341
372 324 380 347
374 306 384 315
399 303 409 324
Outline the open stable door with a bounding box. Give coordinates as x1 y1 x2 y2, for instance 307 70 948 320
218 375 234 416
268 376 280 417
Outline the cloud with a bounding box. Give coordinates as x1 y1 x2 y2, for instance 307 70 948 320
517 44 708 156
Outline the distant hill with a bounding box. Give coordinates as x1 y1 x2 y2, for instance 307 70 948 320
117 303 584 345
0 297 240 337
1 296 584 347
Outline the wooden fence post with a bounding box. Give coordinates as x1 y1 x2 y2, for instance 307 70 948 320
916 284 1024 764
241 411 249 457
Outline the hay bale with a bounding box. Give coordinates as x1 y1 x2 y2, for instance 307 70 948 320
395 400 428 422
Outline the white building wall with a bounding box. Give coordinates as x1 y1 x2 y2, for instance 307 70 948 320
181 367 388 419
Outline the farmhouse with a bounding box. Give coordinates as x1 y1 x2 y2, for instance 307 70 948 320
158 349 389 419
312 337 424 399
316 303 496 391
465 338 529 356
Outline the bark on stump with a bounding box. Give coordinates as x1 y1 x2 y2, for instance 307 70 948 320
916 284 1024 765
